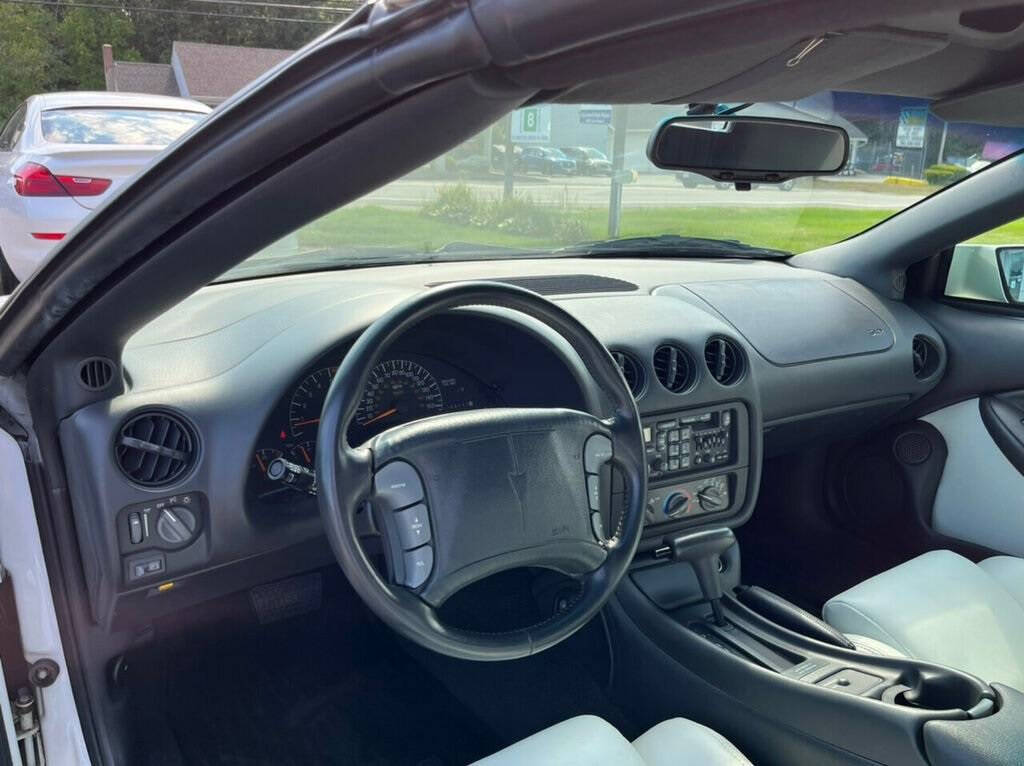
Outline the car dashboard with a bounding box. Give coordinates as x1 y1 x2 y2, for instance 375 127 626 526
57 257 947 630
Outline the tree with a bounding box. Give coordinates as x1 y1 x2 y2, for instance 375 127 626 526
0 1 352 122
0 6 54 118
53 7 140 92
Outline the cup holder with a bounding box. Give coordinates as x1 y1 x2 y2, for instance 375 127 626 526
884 669 995 717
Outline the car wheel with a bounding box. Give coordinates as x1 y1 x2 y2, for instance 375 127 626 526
0 248 19 295
779 179 795 191
681 177 698 189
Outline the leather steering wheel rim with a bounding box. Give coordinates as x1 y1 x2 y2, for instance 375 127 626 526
316 281 647 661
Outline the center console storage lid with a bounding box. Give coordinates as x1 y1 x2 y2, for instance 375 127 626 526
678 279 894 365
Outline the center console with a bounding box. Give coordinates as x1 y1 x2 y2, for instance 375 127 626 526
610 528 1020 766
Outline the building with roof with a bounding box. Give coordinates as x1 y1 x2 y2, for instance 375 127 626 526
103 41 293 107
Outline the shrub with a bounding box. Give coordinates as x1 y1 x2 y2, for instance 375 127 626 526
421 182 481 225
924 163 970 186
422 183 588 243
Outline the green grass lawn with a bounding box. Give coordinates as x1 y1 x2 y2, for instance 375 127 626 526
299 204 1024 256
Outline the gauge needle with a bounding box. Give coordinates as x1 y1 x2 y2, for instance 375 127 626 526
255 454 267 473
292 417 320 427
299 445 312 464
363 407 398 426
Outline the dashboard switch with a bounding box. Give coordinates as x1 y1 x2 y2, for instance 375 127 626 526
394 504 431 549
375 461 424 510
156 507 197 545
128 512 143 545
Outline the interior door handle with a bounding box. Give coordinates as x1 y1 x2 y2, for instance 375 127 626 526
979 395 1024 475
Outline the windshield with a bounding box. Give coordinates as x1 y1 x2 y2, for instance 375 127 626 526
226 92 1024 280
40 108 206 146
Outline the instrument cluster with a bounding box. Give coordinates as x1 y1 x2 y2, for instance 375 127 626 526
248 352 497 508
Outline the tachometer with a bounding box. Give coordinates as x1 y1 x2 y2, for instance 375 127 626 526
288 367 336 438
354 359 443 431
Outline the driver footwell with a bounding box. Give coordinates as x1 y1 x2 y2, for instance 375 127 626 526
129 567 630 765
130 570 499 766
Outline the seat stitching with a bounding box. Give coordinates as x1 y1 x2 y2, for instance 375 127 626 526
824 600 915 657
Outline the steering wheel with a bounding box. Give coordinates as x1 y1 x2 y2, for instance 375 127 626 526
316 282 647 660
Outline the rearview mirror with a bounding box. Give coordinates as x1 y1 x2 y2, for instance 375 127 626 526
647 116 849 186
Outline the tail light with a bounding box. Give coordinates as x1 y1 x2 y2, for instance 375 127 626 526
14 162 110 197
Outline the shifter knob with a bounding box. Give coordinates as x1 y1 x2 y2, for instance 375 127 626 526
668 527 735 626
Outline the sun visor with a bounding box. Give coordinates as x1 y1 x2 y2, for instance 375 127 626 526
933 80 1024 127
681 28 948 104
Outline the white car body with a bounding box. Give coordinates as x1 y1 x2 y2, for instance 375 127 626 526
0 92 210 282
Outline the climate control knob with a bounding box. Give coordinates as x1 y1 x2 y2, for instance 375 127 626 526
663 490 692 518
697 485 727 513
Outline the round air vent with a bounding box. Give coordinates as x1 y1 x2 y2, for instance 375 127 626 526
611 351 645 398
115 410 198 487
704 337 744 385
912 335 940 379
78 357 115 391
653 344 696 393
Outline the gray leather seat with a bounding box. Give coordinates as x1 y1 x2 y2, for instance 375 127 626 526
823 550 1024 690
471 714 752 765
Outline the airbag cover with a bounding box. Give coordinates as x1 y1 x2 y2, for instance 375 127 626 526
683 279 893 365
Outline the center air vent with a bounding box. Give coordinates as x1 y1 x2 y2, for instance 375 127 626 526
912 335 940 379
704 337 744 385
611 351 645 398
653 345 696 393
115 410 198 487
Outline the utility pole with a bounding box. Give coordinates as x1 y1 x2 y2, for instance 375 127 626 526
503 113 515 201
937 119 949 165
607 105 629 237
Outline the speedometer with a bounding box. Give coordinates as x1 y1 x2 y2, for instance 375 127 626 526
354 359 443 431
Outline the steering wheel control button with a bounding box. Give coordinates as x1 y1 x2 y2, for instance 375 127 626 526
591 512 606 540
374 460 424 510
394 504 431 549
586 475 601 510
584 434 613 473
403 545 433 589
156 506 197 545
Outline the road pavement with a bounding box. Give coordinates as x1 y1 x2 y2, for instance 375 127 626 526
355 173 926 211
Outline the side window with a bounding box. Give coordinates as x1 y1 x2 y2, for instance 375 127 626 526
0 104 27 151
944 219 1024 305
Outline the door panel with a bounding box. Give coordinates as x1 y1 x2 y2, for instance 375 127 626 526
922 398 1024 556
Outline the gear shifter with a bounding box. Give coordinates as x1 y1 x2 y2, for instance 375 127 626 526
668 527 735 626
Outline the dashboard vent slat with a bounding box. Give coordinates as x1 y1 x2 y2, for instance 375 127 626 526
704 337 744 386
912 335 939 379
78 357 115 391
611 351 645 398
653 345 696 393
115 411 197 487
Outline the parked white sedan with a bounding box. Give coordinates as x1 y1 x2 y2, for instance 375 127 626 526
0 92 210 289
